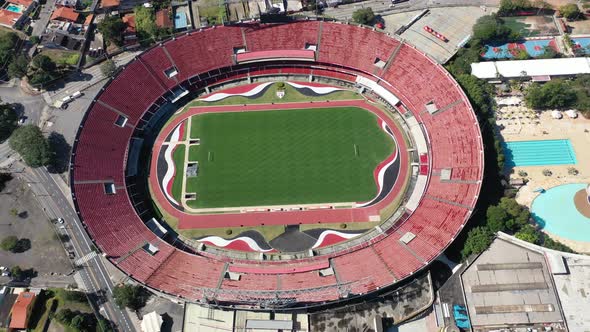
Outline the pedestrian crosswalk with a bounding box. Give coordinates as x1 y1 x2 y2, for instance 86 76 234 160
74 251 97 266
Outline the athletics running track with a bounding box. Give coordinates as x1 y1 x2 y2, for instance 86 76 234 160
150 100 410 229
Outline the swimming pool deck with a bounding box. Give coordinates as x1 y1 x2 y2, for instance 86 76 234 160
502 108 590 253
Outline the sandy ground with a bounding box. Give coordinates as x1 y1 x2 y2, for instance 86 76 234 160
543 0 579 8
499 107 590 253
568 20 590 35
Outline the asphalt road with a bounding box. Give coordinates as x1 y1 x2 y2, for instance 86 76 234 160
45 51 142 106
23 166 136 332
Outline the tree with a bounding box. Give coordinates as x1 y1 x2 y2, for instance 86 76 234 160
524 80 577 109
28 55 59 87
0 101 17 142
0 32 18 68
55 309 75 324
446 46 482 77
98 15 126 46
9 125 52 167
97 317 114 332
486 205 509 232
112 284 147 310
352 7 375 25
515 224 540 244
559 4 581 20
0 236 18 251
70 315 85 330
13 238 31 253
498 0 532 14
10 265 23 280
134 6 158 44
100 59 117 77
7 55 29 79
542 235 574 253
455 74 494 117
461 227 494 259
497 197 530 232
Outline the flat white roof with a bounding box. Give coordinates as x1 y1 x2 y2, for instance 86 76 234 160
471 57 590 79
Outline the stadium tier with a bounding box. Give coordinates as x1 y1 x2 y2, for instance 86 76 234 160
71 21 483 309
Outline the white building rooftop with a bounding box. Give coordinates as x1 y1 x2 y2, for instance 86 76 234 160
471 57 590 79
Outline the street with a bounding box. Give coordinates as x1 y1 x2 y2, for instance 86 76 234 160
22 166 136 332
45 51 142 106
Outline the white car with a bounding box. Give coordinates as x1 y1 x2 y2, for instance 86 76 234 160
57 218 65 224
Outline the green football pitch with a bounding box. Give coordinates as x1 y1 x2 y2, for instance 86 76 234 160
181 107 395 208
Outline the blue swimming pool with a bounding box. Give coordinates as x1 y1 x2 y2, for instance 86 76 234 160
532 183 590 242
174 12 187 29
503 139 577 167
6 4 23 13
482 39 556 59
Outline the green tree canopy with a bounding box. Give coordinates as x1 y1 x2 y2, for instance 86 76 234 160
352 7 375 25
9 125 52 167
461 226 494 259
498 0 532 14
524 80 577 109
515 224 540 244
55 309 76 324
8 55 29 79
0 32 18 68
0 101 17 142
134 6 158 44
10 265 23 280
28 55 59 87
98 15 126 46
100 59 118 77
559 4 581 20
1 236 18 251
112 284 148 310
486 205 509 233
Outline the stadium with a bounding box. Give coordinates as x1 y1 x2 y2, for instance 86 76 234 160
70 20 484 310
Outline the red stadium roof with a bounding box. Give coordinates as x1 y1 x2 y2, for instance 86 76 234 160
71 21 483 309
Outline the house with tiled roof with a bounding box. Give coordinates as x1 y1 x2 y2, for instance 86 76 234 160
155 8 172 29
51 6 79 22
8 292 36 330
0 0 37 29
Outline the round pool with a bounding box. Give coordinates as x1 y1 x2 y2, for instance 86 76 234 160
532 183 590 242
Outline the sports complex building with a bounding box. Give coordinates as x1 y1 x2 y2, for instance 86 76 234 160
70 20 484 310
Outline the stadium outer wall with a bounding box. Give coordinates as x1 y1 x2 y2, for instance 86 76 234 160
69 20 484 310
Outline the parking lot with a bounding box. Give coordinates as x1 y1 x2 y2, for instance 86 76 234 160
0 177 72 280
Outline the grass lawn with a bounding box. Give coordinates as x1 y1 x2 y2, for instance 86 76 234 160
40 49 80 66
501 16 557 37
171 145 185 203
183 106 394 208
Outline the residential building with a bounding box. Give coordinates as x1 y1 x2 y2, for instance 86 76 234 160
8 292 36 330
